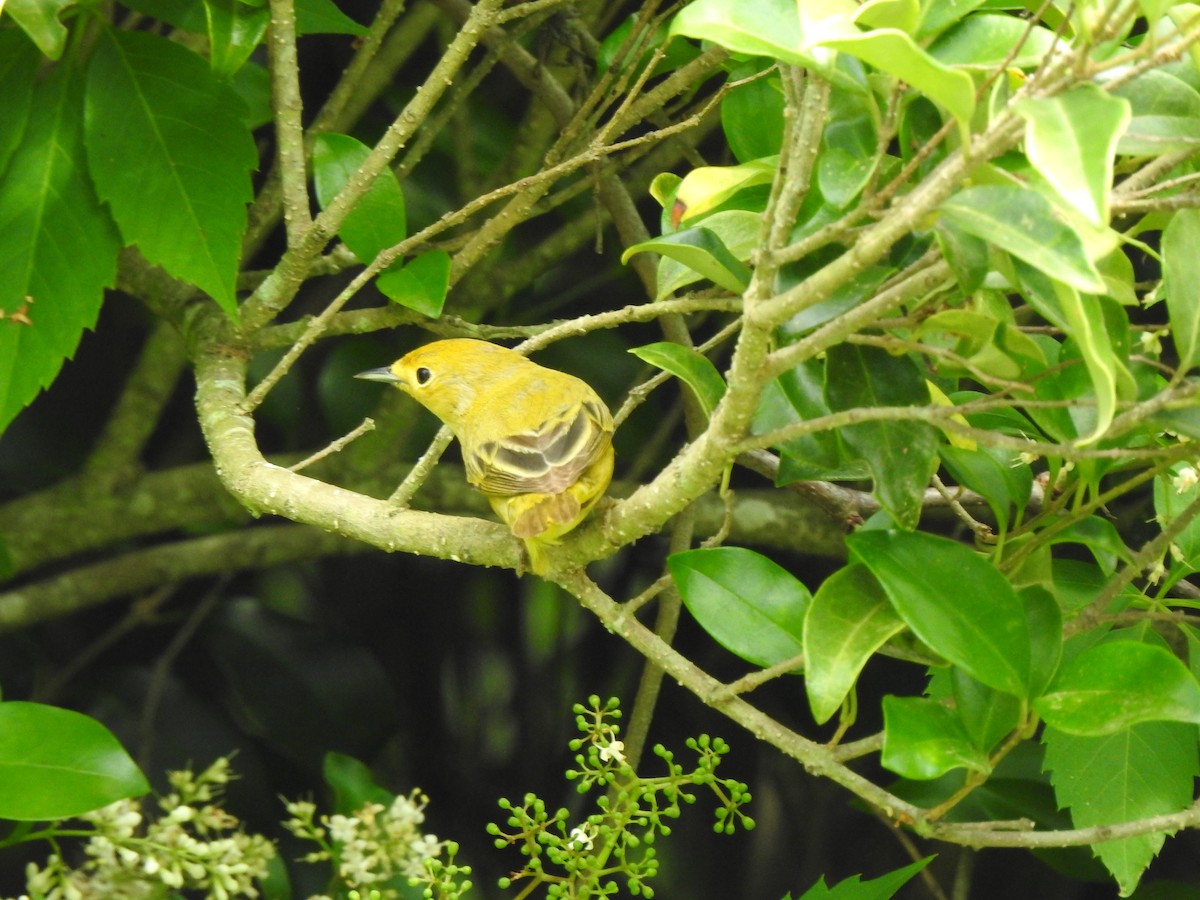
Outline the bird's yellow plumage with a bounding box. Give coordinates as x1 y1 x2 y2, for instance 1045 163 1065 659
357 339 614 573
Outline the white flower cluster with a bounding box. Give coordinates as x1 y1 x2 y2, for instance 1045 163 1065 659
285 789 444 893
9 758 274 900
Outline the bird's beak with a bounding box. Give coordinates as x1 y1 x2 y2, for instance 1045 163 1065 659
355 367 401 384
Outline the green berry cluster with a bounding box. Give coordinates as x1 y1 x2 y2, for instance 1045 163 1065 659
486 696 753 898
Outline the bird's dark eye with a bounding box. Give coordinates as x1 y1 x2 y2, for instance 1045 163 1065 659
415 366 433 385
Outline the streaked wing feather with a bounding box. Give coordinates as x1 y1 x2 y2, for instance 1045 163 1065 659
466 399 610 496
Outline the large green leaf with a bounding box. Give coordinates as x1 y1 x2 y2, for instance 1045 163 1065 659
1035 640 1200 734
813 28 975 134
313 132 408 264
881 696 990 779
1043 719 1199 895
670 0 817 70
824 345 939 527
804 563 905 724
927 13 1058 66
940 444 1032 535
629 342 726 418
84 28 257 317
1015 85 1130 226
0 702 149 820
792 857 932 900
668 547 810 668
0 59 120 437
4 0 73 58
1162 208 1200 374
0 32 40 174
939 185 1106 293
848 529 1031 696
624 222 754 298
1109 69 1200 155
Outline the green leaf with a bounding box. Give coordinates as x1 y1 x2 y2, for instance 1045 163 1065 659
376 250 450 318
84 29 256 317
940 445 1032 535
848 529 1030 696
0 32 41 174
939 185 1106 293
1043 719 1199 895
3 0 73 58
952 668 1021 753
294 0 367 35
1162 208 1200 373
1035 641 1200 734
881 696 990 779
1022 585 1063 699
628 342 726 417
1155 465 1200 576
668 547 810 668
804 564 905 724
205 0 270 77
824 345 939 528
0 701 149 820
756 360 863 481
0 59 120 438
670 0 817 70
721 66 784 162
1015 85 1130 226
1110 69 1200 156
669 157 777 224
794 857 932 900
313 132 408 261
928 14 1060 68
323 752 393 814
624 224 753 297
814 28 976 135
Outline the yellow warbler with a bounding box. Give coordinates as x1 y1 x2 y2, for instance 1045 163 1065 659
356 338 615 573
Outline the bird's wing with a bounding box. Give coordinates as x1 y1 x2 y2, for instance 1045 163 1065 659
465 397 611 496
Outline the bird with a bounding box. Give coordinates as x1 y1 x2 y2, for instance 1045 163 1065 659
356 338 615 574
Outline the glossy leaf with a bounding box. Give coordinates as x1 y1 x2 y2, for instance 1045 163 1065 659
624 223 753 297
804 564 905 724
939 185 1106 293
1162 208 1200 374
376 250 449 318
825 345 939 528
927 13 1058 66
793 857 932 900
0 701 149 820
1022 585 1063 699
1043 719 1199 895
881 696 990 779
814 28 975 134
755 362 865 482
0 60 119 438
670 0 816 70
940 445 1031 534
1109 69 1200 156
84 29 256 317
952 668 1021 753
312 133 408 267
1015 85 1129 226
668 547 809 668
671 157 777 224
629 342 726 418
721 66 784 162
848 529 1030 696
1035 641 1200 734
4 0 72 58
0 32 40 174
205 0 270 77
